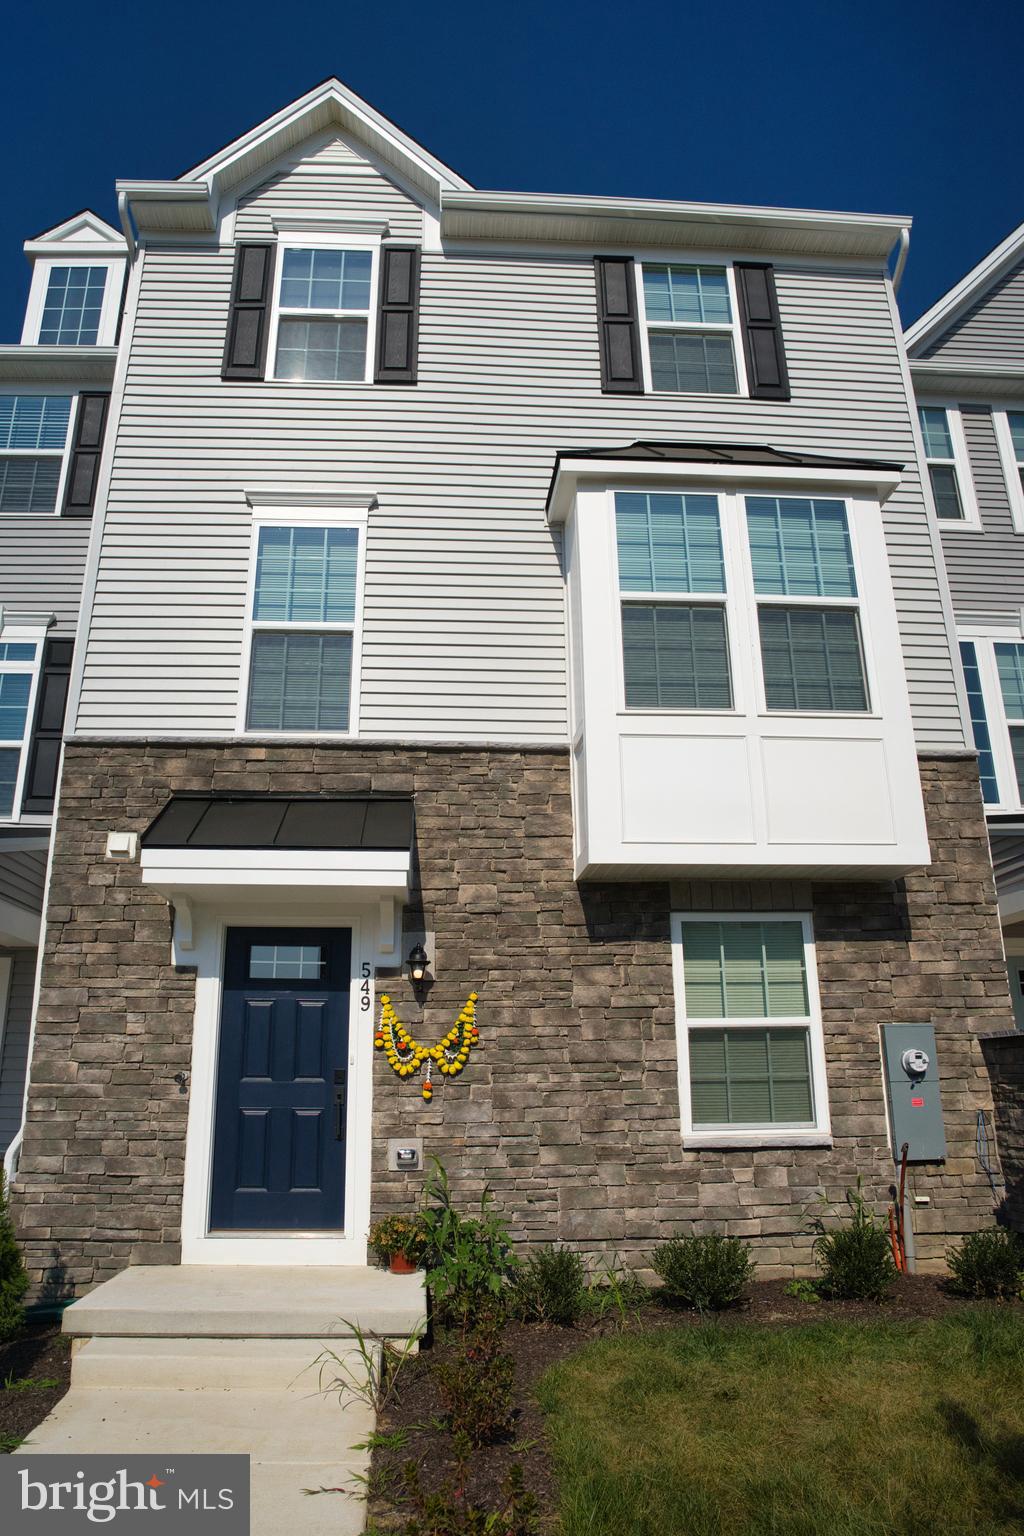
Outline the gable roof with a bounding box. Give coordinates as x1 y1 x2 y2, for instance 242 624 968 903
24 209 126 257
905 217 1024 354
181 76 471 202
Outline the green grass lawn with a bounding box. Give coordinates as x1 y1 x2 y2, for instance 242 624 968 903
535 1311 1024 1536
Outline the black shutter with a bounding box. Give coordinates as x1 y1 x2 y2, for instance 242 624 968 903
734 263 790 401
374 246 420 384
594 256 643 393
61 392 110 517
21 638 73 814
222 243 276 381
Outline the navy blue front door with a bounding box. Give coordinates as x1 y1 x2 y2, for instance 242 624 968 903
210 927 351 1232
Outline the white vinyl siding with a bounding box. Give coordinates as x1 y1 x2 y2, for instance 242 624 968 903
672 913 830 1145
71 146 964 748
919 256 1024 367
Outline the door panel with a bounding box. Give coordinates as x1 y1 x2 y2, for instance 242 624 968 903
210 927 351 1232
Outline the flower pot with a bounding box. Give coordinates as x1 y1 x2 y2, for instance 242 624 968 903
389 1251 417 1275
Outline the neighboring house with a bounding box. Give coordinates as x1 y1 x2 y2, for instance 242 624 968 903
905 225 1024 1028
0 211 123 1161
6 81 1014 1292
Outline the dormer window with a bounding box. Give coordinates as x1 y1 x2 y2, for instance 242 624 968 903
38 266 108 345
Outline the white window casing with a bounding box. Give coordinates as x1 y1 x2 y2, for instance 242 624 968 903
918 402 980 529
0 627 47 824
236 501 368 739
992 409 1024 534
21 258 123 348
958 623 1024 811
0 390 79 517
671 911 831 1148
635 257 749 398
265 231 383 385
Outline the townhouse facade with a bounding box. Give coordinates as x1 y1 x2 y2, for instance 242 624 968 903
3 81 1014 1293
0 212 124 1163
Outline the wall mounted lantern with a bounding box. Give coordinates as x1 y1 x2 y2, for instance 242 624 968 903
408 943 429 982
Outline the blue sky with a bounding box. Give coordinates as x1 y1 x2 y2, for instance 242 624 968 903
2 0 1019 341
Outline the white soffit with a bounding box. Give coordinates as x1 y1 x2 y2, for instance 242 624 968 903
0 345 118 385
440 191 908 260
908 359 1024 402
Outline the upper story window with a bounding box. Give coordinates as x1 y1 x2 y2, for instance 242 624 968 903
38 266 107 345
0 641 38 819
995 643 1024 802
615 492 731 709
1007 413 1024 494
993 410 1024 532
0 394 72 514
959 641 999 804
243 520 362 734
748 496 868 713
613 490 869 716
918 406 978 524
271 247 375 381
640 264 740 394
672 913 829 1144
954 631 1024 810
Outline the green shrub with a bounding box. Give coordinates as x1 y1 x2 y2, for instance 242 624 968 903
367 1213 427 1266
947 1227 1024 1299
651 1231 754 1310
512 1245 587 1325
419 1160 518 1326
811 1180 896 1301
435 1318 515 1445
783 1278 820 1304
0 1174 28 1342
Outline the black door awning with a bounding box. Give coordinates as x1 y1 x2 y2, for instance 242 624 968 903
141 795 414 852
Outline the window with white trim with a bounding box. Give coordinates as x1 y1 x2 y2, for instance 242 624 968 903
1007 412 1024 496
615 491 732 709
672 914 829 1141
244 523 360 732
747 496 869 713
919 406 975 522
0 395 73 514
995 642 1024 803
993 409 1024 530
640 264 740 394
272 247 374 381
0 641 39 818
38 266 108 345
959 641 999 805
614 490 871 716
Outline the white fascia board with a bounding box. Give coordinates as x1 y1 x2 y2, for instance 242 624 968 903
441 190 908 260
179 78 472 203
0 345 118 385
905 220 1024 353
546 459 903 524
909 359 1024 402
139 847 411 897
0 896 41 947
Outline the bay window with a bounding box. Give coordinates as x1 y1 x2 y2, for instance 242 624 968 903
672 913 830 1144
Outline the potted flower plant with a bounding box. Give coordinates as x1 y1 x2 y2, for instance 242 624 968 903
369 1213 427 1274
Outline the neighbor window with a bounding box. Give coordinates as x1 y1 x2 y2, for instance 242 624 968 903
1008 413 1024 496
641 264 739 394
615 491 732 709
747 496 869 712
245 523 360 732
995 642 1024 802
0 641 38 818
38 266 107 345
674 915 827 1139
273 247 374 381
994 410 1024 530
0 394 73 514
959 642 999 805
919 406 973 521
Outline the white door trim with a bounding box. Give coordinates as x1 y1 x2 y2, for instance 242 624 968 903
179 900 377 1266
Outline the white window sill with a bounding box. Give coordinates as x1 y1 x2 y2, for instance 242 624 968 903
683 1132 833 1150
647 388 746 401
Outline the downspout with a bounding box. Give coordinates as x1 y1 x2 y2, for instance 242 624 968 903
892 226 910 295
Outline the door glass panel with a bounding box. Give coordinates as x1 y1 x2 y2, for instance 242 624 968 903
249 943 325 980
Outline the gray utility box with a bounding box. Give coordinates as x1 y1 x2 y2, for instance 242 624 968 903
881 1023 946 1163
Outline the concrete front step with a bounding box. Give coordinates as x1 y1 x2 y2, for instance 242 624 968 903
62 1264 426 1340
71 1336 375 1393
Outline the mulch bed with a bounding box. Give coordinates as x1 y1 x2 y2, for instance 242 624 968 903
0 1319 71 1451
365 1274 1015 1530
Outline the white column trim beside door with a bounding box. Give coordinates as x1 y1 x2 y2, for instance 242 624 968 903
179 903 376 1266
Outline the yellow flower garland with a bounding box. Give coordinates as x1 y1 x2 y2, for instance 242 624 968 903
375 992 479 1101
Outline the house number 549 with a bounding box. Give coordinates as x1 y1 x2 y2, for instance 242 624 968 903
360 962 372 1011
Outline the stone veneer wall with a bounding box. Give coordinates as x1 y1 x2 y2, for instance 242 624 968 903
981 1033 1024 1229
11 744 1010 1293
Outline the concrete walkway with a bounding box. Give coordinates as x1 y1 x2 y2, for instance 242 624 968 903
18 1266 427 1536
